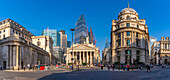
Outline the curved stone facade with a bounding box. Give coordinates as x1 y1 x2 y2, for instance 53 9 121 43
111 6 150 64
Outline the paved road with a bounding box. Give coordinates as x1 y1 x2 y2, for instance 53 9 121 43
0 66 170 80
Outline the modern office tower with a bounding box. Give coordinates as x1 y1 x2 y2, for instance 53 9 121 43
111 4 150 64
88 27 96 45
42 29 57 47
67 41 71 48
57 31 62 47
105 38 110 48
60 30 67 63
74 15 88 44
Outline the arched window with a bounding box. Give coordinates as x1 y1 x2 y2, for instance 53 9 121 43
127 16 130 20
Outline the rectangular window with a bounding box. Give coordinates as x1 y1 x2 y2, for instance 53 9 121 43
0 31 1 34
3 35 5 38
136 40 138 46
3 30 5 32
137 25 139 28
127 39 130 46
118 33 121 38
127 32 130 36
136 32 138 37
118 40 121 46
127 23 130 27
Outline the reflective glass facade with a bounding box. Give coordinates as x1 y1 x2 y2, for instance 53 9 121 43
74 15 88 44
42 29 57 47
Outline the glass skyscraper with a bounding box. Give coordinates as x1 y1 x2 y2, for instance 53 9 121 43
42 29 57 47
74 15 88 44
57 31 61 47
42 29 62 47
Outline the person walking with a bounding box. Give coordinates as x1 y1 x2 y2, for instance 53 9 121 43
0 65 2 70
140 64 143 70
127 64 129 71
24 65 25 71
123 64 125 71
111 64 114 71
131 64 134 71
146 64 151 72
108 64 110 70
27 64 30 71
101 64 103 70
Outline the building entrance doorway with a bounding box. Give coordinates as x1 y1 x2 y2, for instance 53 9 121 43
3 61 6 69
21 61 24 69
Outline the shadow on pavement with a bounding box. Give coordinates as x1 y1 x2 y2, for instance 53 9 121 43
37 70 145 80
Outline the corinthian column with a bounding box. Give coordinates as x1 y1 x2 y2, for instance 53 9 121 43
86 52 89 64
90 52 92 64
83 51 85 63
80 52 81 64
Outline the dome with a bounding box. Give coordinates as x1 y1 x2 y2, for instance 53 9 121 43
120 8 137 14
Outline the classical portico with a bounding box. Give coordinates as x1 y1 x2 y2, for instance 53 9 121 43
66 43 100 65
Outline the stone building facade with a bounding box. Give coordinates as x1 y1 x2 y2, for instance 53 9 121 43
111 5 150 64
32 36 56 64
102 47 111 65
151 37 170 64
66 37 100 65
151 41 160 64
0 19 56 69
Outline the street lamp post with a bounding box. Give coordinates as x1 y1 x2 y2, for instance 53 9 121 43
70 28 75 70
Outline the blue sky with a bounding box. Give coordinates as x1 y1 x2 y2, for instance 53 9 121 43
0 0 170 57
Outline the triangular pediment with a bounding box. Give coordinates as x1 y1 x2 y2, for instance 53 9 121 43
72 44 96 50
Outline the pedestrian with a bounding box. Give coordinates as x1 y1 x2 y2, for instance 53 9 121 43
101 65 103 70
0 65 2 70
140 64 143 70
123 64 125 71
162 64 164 68
131 64 134 71
148 65 151 72
24 65 25 71
108 64 110 70
146 64 151 72
38 64 40 70
111 64 114 71
32 65 34 70
27 64 30 70
118 64 120 70
127 64 129 71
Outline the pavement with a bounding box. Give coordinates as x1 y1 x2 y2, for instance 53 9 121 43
0 66 169 80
